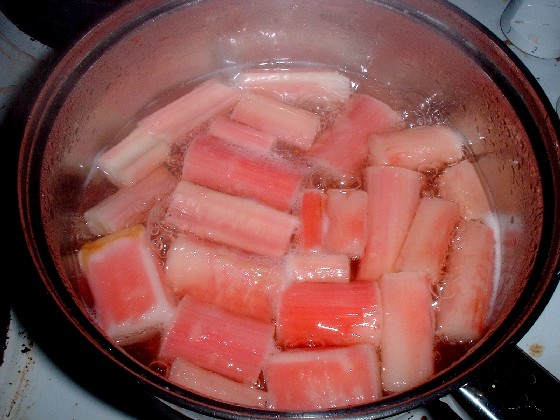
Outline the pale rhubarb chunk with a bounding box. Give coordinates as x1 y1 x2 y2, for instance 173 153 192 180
96 127 171 187
230 93 321 151
137 79 242 142
234 69 352 111
379 271 435 394
207 115 278 152
169 357 268 408
182 134 305 211
165 235 283 322
323 189 368 258
263 344 382 410
306 93 402 177
164 235 214 297
276 280 383 349
395 197 460 281
164 181 298 257
358 166 422 281
369 125 464 171
97 80 241 187
84 166 177 236
159 295 275 385
438 159 493 221
78 225 176 345
436 220 496 342
284 252 350 283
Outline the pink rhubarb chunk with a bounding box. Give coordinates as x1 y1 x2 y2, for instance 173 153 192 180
169 357 268 408
263 344 383 411
323 189 368 259
234 69 352 111
306 93 402 177
395 197 460 281
159 295 276 385
284 251 350 283
297 189 326 250
84 166 177 236
164 180 298 257
78 225 176 345
436 220 496 342
276 280 383 349
379 271 435 394
230 93 321 151
369 125 464 171
165 235 284 322
438 159 493 221
358 166 422 281
345 93 403 134
182 134 305 211
207 114 278 152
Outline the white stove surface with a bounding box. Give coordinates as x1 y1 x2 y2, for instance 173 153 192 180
2 1 559 419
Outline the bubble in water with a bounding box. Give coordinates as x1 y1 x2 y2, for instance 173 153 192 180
332 174 361 190
149 360 170 378
403 92 453 127
307 168 331 189
417 162 441 177
307 168 361 190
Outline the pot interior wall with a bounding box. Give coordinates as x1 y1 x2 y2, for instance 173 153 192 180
33 0 545 413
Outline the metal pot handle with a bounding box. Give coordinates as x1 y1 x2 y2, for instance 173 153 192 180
448 345 560 419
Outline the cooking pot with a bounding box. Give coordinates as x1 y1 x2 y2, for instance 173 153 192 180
14 0 560 418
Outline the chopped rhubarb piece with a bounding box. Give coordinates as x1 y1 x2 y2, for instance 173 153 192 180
346 93 403 135
208 115 278 152
78 225 176 345
395 197 460 281
323 189 368 259
306 93 402 177
164 181 298 257
233 69 351 111
298 189 326 250
276 280 383 349
358 166 422 281
138 79 242 142
379 271 435 394
438 159 493 221
305 116 366 178
84 166 177 236
182 134 305 211
168 357 268 408
369 125 464 171
284 252 350 283
211 250 284 322
263 344 382 410
159 295 276 385
164 234 214 297
96 80 241 187
230 93 321 151
96 127 171 187
436 220 496 342
165 235 284 322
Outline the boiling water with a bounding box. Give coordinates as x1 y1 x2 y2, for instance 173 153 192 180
62 63 501 407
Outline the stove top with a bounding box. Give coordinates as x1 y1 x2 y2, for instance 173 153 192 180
2 1 559 419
